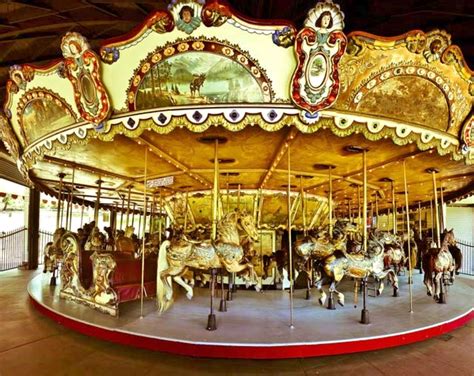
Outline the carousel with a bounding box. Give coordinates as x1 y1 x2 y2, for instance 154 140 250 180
1 0 473 359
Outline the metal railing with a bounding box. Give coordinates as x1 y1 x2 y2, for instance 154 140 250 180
38 229 54 265
456 239 474 276
0 227 27 272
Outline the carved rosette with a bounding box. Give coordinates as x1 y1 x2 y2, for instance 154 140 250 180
290 0 347 114
61 32 111 124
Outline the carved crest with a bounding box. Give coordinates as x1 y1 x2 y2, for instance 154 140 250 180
290 0 347 114
61 32 111 124
168 0 205 35
7 65 34 94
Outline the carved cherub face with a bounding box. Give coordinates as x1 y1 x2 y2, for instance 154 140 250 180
321 14 331 28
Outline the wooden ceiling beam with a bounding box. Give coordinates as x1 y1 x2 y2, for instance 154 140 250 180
42 155 131 182
81 0 120 18
258 127 299 189
135 137 213 189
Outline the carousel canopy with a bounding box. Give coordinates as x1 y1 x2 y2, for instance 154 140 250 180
0 0 472 228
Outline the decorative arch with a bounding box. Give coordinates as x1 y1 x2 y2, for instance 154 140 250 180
126 38 274 111
349 65 460 131
18 88 78 145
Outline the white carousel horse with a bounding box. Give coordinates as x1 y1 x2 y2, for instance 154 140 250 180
156 210 259 313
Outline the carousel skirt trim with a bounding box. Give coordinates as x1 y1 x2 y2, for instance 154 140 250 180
28 285 473 358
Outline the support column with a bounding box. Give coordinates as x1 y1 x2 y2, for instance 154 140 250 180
27 188 40 270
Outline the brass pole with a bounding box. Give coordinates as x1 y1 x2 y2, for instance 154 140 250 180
119 194 125 231
125 185 132 227
403 160 414 312
431 170 441 247
430 199 434 239
440 186 445 232
68 167 76 231
183 191 189 232
112 201 118 235
418 202 422 239
68 168 75 231
131 203 136 228
80 195 85 228
357 185 361 227
328 167 333 237
226 175 230 214
158 189 163 243
140 148 148 318
287 143 294 328
211 140 220 240
348 199 352 223
137 207 142 238
65 192 71 232
362 150 367 254
94 179 102 225
375 192 379 229
300 176 307 236
237 184 241 211
56 173 65 228
391 181 396 235
150 191 156 233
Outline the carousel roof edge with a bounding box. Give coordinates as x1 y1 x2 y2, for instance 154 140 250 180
347 29 473 77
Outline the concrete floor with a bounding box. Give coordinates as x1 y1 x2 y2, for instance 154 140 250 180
0 269 473 376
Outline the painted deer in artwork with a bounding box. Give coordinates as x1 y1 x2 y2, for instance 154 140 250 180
190 73 206 97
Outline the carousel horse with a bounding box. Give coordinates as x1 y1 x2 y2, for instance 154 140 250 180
156 210 260 313
402 230 418 271
84 227 105 252
43 228 67 284
314 231 399 307
382 233 406 275
294 220 358 261
422 229 457 302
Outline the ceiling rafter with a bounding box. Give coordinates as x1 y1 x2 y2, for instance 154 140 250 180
135 136 213 189
258 127 299 189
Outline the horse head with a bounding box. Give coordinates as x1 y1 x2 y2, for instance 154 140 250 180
237 210 259 242
443 229 456 247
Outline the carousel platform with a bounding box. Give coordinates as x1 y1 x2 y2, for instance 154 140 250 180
28 273 473 359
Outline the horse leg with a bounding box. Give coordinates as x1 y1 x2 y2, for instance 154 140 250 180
433 272 442 302
438 272 447 304
173 272 194 300
327 281 337 310
333 284 345 307
315 278 326 306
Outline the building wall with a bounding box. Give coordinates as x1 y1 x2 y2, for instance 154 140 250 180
446 206 474 244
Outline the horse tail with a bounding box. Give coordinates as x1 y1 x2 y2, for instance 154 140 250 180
157 240 172 313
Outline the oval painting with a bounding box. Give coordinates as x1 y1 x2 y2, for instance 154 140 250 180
22 97 76 144
135 52 265 110
306 53 328 89
80 73 97 105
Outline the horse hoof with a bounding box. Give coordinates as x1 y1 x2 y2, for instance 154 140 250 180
318 298 324 306
186 293 193 300
427 292 431 297
338 301 344 307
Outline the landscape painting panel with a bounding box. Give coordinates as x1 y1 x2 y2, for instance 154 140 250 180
136 52 264 110
22 98 76 143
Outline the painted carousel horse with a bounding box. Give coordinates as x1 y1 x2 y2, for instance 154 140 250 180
295 220 359 262
157 210 260 313
314 231 399 307
294 220 358 297
382 233 406 275
43 227 67 284
84 227 106 252
402 229 418 272
422 229 457 302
